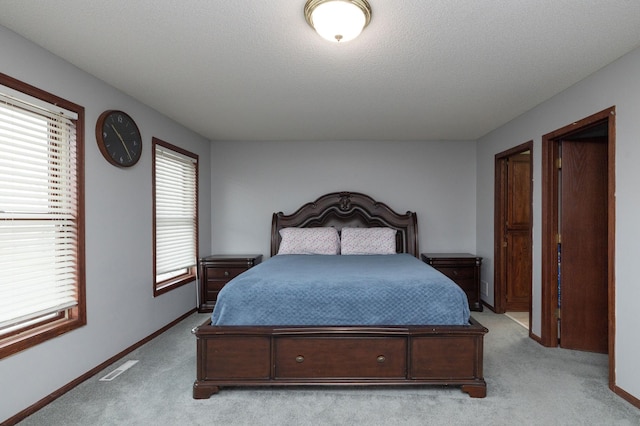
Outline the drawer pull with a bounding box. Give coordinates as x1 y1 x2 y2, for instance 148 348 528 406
295 355 305 363
377 355 386 363
452 270 458 276
224 271 229 277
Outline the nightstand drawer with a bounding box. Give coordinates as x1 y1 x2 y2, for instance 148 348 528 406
436 267 475 281
206 280 228 292
206 267 247 280
206 288 222 301
445 278 476 294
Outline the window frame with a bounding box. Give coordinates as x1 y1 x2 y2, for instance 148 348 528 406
152 137 199 296
0 72 85 359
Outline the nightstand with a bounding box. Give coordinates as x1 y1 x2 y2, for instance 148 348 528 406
420 253 483 311
197 254 262 313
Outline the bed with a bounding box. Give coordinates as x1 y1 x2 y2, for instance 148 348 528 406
193 191 488 398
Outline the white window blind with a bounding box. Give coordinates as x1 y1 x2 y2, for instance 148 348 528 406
154 143 197 283
0 89 80 333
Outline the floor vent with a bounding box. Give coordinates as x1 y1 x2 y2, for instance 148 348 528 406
99 360 139 381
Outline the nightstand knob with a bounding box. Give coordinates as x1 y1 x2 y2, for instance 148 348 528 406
377 355 386 363
295 355 305 363
224 271 229 277
452 270 458 276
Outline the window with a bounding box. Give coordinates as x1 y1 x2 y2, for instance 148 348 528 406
152 137 198 296
0 73 85 358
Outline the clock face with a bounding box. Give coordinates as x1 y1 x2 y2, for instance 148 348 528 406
96 110 142 167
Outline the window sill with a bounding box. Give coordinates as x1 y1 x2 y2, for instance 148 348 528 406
0 316 86 359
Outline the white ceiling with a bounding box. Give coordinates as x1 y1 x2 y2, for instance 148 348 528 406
1 1 640 142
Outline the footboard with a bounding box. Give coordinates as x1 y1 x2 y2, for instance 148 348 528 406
193 318 488 398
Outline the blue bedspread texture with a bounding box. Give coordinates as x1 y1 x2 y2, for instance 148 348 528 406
211 254 470 326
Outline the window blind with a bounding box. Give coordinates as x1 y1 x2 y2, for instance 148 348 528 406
154 144 197 280
0 91 79 332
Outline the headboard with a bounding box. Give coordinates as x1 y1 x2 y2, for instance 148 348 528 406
271 191 419 257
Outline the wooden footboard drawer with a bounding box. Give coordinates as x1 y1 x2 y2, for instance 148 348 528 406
203 336 270 380
275 337 407 379
410 336 479 379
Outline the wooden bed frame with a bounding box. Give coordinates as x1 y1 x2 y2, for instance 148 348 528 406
193 191 488 398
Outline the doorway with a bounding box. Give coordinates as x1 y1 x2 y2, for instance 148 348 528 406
541 107 615 387
494 142 533 329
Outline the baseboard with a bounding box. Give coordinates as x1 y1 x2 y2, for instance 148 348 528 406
481 301 495 312
613 384 640 410
3 309 196 426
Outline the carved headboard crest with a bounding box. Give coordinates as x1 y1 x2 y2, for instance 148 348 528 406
339 193 351 211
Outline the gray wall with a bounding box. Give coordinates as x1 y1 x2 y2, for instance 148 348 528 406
0 26 212 422
209 140 477 258
476 46 640 399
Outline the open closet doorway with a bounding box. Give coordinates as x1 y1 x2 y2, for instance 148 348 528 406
541 107 615 388
494 142 533 331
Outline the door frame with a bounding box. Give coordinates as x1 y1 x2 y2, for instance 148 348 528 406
541 106 616 388
494 141 533 317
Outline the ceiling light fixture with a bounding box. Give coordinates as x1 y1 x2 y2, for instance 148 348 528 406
304 0 372 43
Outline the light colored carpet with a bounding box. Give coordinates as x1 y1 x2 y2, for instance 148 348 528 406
19 311 640 425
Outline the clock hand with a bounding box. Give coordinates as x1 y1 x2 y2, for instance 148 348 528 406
110 124 133 161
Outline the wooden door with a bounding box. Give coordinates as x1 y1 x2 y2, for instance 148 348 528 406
494 142 532 314
559 137 608 353
505 153 532 311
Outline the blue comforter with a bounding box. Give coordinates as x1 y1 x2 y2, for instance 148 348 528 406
211 254 470 326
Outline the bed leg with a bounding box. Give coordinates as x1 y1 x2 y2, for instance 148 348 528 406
193 382 220 399
461 383 487 398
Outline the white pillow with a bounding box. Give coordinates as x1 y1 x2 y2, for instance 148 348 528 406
277 227 340 255
340 227 397 255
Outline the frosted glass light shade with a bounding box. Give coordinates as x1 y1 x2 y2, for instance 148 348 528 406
304 0 372 43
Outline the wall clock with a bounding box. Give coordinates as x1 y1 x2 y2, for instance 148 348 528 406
95 110 142 167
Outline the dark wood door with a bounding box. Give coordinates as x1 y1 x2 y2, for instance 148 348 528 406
559 137 608 353
505 153 532 311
